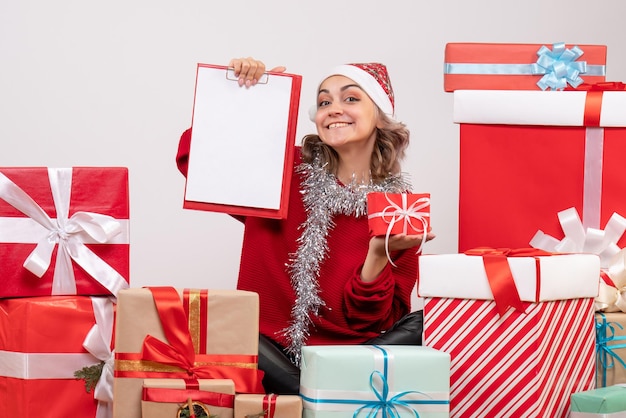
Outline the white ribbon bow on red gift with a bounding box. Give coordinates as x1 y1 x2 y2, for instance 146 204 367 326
0 168 129 296
530 207 626 312
368 193 430 267
82 297 115 418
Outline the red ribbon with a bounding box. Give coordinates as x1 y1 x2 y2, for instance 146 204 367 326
141 386 235 408
263 394 278 418
567 82 626 127
137 286 264 393
464 248 553 317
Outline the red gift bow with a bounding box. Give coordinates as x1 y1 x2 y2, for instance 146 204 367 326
464 248 554 317
140 287 264 393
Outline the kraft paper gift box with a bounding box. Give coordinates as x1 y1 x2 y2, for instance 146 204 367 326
299 345 450 418
234 394 302 418
141 378 235 418
418 251 600 418
113 287 264 418
0 167 130 297
570 385 626 417
443 42 606 91
454 86 626 255
596 312 626 388
367 192 431 237
0 295 116 418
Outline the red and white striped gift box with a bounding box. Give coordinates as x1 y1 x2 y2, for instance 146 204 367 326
418 251 600 417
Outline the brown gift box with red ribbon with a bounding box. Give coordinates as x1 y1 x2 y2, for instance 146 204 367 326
453 83 626 253
113 287 264 418
141 378 235 418
234 394 302 418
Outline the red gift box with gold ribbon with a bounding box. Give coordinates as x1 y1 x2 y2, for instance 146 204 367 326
113 287 264 418
0 295 116 418
444 42 607 92
454 83 626 254
418 250 600 418
0 167 130 297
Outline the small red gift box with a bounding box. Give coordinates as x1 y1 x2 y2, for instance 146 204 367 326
454 86 626 254
0 167 130 297
0 295 115 418
444 42 607 92
367 192 430 237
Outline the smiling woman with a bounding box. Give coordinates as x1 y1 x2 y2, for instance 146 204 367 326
176 57 435 394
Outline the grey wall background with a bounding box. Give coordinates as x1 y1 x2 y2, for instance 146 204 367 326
2 0 625 308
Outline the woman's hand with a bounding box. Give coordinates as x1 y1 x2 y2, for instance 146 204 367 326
228 57 287 87
361 232 436 283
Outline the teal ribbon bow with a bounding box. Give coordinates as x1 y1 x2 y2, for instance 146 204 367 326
596 312 626 387
532 42 587 90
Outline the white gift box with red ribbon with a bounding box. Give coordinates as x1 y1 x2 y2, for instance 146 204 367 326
418 251 599 417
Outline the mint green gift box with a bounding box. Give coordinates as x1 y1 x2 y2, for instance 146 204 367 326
570 385 626 417
300 345 450 418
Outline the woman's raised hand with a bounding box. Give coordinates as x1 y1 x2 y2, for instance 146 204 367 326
228 57 287 87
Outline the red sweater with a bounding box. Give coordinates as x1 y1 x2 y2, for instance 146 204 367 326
176 129 417 347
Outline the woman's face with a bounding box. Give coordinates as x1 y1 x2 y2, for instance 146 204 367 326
314 75 380 153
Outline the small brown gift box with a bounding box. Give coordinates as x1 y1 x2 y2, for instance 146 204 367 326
596 312 626 387
142 378 235 418
113 287 264 418
234 394 302 418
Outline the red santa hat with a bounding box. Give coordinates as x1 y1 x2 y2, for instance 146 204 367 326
309 62 395 120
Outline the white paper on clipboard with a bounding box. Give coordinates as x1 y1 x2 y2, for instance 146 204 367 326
184 64 300 217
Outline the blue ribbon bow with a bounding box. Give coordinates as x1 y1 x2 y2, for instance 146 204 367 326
352 345 430 418
596 312 626 387
532 42 587 90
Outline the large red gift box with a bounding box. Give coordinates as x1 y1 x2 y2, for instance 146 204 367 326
454 88 626 255
0 167 130 297
418 251 600 418
114 287 264 418
0 295 115 418
444 42 607 92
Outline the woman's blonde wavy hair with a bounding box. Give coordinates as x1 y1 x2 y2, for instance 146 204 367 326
300 110 410 183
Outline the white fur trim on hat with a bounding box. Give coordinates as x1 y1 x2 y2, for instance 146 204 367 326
308 64 394 121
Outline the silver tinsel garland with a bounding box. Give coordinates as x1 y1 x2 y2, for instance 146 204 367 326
282 154 411 365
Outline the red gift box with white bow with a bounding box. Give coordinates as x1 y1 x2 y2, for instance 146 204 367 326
0 167 130 297
0 296 115 418
454 84 626 255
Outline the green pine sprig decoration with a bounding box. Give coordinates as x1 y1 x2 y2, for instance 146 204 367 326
74 361 105 393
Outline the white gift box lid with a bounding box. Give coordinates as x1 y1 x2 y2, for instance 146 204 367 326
418 253 600 301
453 90 626 127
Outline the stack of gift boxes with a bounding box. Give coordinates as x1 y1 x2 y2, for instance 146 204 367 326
414 41 626 417
0 167 130 417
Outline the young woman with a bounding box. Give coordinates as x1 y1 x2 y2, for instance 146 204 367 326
176 57 434 394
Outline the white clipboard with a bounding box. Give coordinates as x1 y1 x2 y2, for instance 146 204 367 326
183 64 302 219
